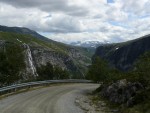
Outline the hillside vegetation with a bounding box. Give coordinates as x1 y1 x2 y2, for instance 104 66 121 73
87 51 150 113
94 34 150 71
0 42 25 86
0 29 92 86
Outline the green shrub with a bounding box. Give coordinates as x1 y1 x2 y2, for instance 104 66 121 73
86 57 109 83
37 62 69 80
0 43 25 86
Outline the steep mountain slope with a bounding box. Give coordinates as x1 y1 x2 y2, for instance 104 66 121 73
0 26 92 83
0 25 93 57
0 25 52 42
94 34 150 71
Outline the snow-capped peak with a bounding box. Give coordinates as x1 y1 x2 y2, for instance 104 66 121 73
70 40 110 48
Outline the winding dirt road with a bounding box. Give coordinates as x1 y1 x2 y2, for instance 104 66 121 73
0 83 98 113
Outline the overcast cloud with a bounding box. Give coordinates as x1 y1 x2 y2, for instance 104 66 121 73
0 0 150 43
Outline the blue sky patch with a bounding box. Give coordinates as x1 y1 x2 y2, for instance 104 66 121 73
109 21 130 28
107 0 114 3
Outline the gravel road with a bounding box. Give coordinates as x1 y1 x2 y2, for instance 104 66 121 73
0 83 99 113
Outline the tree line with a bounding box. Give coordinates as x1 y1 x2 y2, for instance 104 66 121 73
86 52 150 87
37 62 70 80
0 43 25 86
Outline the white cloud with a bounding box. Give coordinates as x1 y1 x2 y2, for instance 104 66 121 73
44 32 109 44
0 0 150 43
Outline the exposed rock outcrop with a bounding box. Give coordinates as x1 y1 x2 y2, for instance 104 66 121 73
31 47 80 76
100 79 143 107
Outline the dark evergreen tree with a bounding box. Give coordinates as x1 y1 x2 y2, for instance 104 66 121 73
37 63 70 80
133 52 150 86
86 57 109 83
0 43 25 86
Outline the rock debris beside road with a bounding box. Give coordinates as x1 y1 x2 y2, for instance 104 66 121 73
75 94 112 113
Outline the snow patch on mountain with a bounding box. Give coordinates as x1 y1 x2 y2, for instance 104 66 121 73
70 40 110 48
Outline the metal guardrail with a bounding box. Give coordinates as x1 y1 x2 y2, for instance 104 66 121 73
0 79 92 95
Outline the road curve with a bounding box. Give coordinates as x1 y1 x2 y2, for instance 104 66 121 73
0 83 99 113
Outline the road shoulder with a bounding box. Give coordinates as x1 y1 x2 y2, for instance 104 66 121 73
75 91 114 113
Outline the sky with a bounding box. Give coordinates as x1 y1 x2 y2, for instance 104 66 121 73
0 0 150 44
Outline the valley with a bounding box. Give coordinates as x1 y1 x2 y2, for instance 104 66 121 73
0 0 150 113
1 25 150 113
0 25 93 86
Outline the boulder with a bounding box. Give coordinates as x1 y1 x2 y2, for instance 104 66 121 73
100 79 143 106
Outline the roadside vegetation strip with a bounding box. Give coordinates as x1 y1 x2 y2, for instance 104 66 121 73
0 79 92 95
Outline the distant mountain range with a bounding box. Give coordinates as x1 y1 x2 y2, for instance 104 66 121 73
70 40 110 48
94 34 150 71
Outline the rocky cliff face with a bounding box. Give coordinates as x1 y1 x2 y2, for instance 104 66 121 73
94 34 150 71
20 44 83 80
100 79 143 107
0 28 92 81
31 46 82 77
